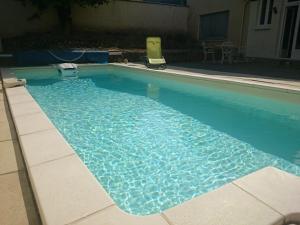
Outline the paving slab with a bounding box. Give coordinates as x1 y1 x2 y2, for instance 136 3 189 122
0 87 17 142
70 205 169 225
0 106 9 122
29 155 114 225
0 140 24 174
20 129 75 167
0 93 4 103
10 101 42 117
234 167 300 223
14 112 54 135
163 183 284 225
0 114 17 141
0 98 12 118
0 171 41 225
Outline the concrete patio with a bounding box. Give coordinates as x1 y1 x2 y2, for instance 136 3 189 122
0 81 41 225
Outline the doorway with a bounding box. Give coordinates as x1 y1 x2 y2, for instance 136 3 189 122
281 0 300 59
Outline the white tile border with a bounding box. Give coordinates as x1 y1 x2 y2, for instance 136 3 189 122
1 65 300 225
112 63 300 94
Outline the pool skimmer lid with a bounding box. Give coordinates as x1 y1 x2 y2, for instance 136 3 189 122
57 63 78 79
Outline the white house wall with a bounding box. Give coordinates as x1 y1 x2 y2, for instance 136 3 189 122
246 0 285 59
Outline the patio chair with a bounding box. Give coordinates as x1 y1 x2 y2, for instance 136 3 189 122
145 37 166 69
202 41 216 63
221 42 236 64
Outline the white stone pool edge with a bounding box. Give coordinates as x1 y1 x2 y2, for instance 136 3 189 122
113 63 300 94
1 65 300 225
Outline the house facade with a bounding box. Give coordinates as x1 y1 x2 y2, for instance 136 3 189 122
246 0 300 61
187 0 248 52
1 0 299 61
189 0 300 61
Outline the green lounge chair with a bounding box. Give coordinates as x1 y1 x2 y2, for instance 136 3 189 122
145 37 166 69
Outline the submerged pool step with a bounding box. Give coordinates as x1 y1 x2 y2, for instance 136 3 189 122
3 78 26 88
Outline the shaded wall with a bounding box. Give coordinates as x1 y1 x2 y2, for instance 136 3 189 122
72 1 188 33
0 0 58 38
187 0 246 47
0 0 188 38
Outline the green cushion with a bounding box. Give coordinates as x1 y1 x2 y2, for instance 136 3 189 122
147 37 163 59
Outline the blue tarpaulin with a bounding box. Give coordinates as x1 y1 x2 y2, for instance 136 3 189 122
14 50 109 66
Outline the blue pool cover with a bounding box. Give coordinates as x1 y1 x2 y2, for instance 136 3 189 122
14 50 109 66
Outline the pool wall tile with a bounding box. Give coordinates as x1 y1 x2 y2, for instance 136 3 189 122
233 167 300 223
28 155 114 225
163 183 284 225
19 129 75 167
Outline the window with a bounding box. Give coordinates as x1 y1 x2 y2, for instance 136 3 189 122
199 11 229 40
258 0 274 26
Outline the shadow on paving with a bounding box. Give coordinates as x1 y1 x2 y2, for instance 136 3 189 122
172 62 300 81
0 82 42 225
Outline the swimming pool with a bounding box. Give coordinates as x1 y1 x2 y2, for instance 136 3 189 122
13 65 300 215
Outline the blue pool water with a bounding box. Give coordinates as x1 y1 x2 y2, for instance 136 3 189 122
14 65 300 215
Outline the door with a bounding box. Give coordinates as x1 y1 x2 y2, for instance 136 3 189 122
291 8 300 59
281 0 300 60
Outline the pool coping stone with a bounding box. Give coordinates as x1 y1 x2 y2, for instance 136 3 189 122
233 166 300 223
112 63 300 94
